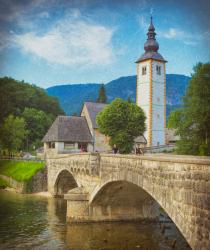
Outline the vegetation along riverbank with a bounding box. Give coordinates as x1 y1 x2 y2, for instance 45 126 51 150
0 160 47 193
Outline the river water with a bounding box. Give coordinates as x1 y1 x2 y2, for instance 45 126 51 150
0 191 191 250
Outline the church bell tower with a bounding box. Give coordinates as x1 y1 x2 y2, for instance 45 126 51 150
136 17 167 147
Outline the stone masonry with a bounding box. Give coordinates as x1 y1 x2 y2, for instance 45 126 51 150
46 153 210 250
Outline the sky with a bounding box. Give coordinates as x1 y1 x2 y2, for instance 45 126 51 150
0 0 209 88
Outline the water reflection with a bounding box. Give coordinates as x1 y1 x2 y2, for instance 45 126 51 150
0 191 191 250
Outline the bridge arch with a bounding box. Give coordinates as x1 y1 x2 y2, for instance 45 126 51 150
90 180 160 221
89 172 190 245
54 169 78 197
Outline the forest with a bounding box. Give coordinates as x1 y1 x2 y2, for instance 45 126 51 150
0 77 65 155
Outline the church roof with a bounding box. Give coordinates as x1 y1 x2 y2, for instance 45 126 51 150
83 102 107 129
136 17 167 63
42 116 92 143
136 51 166 63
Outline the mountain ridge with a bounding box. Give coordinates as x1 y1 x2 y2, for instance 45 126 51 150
47 74 190 117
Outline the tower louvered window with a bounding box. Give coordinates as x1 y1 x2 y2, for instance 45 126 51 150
156 65 161 75
142 66 147 75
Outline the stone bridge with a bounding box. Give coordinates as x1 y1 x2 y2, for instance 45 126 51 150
46 153 210 250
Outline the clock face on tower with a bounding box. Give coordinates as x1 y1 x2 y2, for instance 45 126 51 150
136 17 167 147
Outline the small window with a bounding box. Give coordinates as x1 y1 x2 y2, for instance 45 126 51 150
64 142 75 150
157 114 160 119
156 65 161 75
48 142 55 149
157 97 160 103
142 66 147 75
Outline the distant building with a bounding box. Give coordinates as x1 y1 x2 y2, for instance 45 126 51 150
136 17 167 147
134 135 147 149
165 128 180 145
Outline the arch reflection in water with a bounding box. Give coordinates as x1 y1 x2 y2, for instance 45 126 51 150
0 191 191 250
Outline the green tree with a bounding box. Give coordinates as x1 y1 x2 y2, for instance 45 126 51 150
127 96 133 103
168 62 210 155
22 108 53 149
0 115 27 154
96 98 146 154
0 77 64 124
97 84 107 103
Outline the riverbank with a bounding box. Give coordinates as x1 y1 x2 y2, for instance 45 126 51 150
0 188 52 197
0 160 45 181
0 160 47 193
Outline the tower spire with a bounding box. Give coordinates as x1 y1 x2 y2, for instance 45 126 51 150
135 16 166 63
144 16 159 52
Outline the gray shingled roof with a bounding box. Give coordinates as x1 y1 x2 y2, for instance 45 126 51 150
135 51 167 63
134 135 147 144
84 102 107 129
42 116 92 143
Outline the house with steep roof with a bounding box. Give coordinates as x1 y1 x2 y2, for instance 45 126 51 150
42 102 111 155
42 116 93 155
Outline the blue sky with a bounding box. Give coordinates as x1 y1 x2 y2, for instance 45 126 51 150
0 0 209 88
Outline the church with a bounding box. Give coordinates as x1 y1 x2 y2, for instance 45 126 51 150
42 17 166 155
136 17 166 147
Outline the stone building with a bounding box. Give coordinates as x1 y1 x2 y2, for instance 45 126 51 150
81 102 111 152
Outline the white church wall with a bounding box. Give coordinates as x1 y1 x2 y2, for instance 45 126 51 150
136 61 151 143
152 61 165 83
151 61 165 146
137 61 151 84
152 130 165 146
152 82 164 106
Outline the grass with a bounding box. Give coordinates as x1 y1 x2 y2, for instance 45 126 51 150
0 160 45 182
0 177 10 188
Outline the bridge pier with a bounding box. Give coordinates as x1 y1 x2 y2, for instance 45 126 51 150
64 187 91 222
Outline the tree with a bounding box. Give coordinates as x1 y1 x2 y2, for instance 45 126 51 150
97 84 107 103
167 62 210 155
0 115 27 154
96 98 146 154
127 96 133 103
22 108 53 149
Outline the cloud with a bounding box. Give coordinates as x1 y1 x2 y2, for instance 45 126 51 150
13 16 115 67
159 27 210 45
160 28 184 39
159 28 198 45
